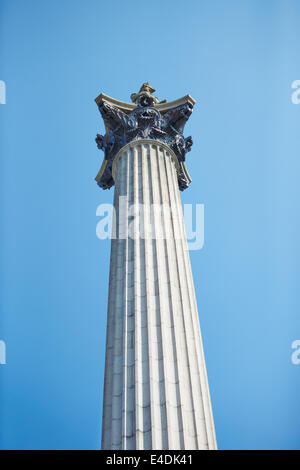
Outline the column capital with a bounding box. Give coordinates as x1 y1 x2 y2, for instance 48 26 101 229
94 84 196 191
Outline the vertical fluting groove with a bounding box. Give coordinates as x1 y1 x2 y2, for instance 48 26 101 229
136 144 152 449
141 144 154 449
134 144 151 449
130 148 138 450
154 145 183 449
133 145 143 450
146 145 168 450
122 150 136 449
148 145 174 449
160 151 198 449
110 153 127 449
169 154 217 449
101 183 119 449
121 151 128 449
127 149 137 450
165 153 207 448
142 144 163 449
134 146 151 449
168 154 209 447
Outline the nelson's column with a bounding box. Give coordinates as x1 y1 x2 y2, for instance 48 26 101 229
94 83 217 450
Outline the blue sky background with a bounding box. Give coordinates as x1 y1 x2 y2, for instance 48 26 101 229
0 0 300 450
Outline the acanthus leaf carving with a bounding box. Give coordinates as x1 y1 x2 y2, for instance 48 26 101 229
95 86 194 190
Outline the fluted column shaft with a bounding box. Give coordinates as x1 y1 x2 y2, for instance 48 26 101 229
101 140 217 450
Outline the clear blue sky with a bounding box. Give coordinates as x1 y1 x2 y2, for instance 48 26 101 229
0 0 299 450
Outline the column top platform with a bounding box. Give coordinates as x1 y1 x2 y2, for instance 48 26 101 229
95 92 196 117
94 83 196 191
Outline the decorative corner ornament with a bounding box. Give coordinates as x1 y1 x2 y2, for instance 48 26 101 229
94 84 195 191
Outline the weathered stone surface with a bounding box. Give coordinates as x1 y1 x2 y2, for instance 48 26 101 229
101 140 217 450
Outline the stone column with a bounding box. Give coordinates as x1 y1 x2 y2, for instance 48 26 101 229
101 140 216 450
94 84 217 450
